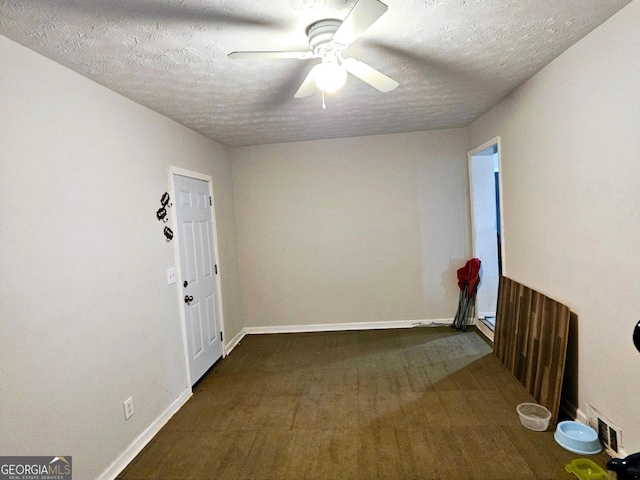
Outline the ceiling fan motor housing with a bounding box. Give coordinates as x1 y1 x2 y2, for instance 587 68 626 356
307 20 343 56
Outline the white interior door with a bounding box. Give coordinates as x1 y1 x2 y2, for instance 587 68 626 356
174 174 223 385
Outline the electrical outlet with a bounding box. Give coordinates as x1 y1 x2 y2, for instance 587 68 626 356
167 267 176 285
124 397 134 420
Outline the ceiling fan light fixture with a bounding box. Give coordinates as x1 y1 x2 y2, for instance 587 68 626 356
229 0 398 99
314 62 347 93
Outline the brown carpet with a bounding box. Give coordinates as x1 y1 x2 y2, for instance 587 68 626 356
117 327 609 479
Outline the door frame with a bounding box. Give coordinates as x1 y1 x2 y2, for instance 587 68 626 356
169 167 226 388
467 137 506 338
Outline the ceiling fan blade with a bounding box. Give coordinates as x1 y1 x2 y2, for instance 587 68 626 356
228 51 313 60
331 0 388 47
19 0 284 28
294 66 319 98
342 58 398 92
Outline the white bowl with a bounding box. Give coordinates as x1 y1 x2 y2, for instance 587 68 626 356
554 421 602 455
517 403 551 431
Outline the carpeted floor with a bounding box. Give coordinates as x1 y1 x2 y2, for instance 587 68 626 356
117 327 609 479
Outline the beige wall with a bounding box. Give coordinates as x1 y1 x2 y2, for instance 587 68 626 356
0 35 242 479
230 129 471 328
6 0 638 472
470 1 640 452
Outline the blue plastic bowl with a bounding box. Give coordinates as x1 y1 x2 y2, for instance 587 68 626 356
554 421 602 455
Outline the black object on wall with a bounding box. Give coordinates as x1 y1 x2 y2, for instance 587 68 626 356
156 207 168 222
633 320 640 354
161 192 172 208
157 192 173 241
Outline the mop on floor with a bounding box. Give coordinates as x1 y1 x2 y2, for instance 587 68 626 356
451 258 481 331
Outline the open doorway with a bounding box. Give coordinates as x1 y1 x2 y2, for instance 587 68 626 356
468 138 504 342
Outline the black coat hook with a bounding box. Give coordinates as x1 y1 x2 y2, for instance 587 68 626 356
156 207 168 223
164 226 174 242
161 192 172 208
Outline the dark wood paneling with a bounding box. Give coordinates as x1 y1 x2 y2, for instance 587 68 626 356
494 276 571 423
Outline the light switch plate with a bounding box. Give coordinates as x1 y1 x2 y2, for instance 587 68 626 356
167 267 176 285
124 397 134 420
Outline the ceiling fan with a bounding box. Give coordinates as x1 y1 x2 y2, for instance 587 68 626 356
228 0 399 99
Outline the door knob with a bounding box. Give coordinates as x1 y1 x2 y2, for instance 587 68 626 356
184 295 193 304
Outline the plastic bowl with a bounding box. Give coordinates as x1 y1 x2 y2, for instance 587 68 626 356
564 458 607 480
554 421 602 455
516 403 551 431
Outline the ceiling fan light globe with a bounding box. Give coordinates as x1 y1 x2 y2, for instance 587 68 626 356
314 63 347 93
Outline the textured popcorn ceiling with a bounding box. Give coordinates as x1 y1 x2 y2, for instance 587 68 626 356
0 0 631 147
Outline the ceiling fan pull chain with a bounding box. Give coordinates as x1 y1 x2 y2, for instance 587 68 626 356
322 90 327 110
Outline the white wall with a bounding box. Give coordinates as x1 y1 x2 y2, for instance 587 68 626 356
0 35 242 479
230 129 471 328
470 1 640 453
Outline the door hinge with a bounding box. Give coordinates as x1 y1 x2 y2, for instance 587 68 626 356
214 264 218 275
209 196 212 206
220 331 223 342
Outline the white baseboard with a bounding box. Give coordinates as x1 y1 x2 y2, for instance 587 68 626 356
225 328 247 355
97 389 192 480
575 407 588 424
245 319 453 335
474 320 494 342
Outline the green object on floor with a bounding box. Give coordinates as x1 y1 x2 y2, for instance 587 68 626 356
565 458 608 480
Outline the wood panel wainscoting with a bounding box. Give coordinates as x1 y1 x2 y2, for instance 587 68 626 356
494 276 571 423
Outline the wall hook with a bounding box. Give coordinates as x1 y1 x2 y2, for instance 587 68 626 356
161 192 172 208
156 207 168 223
164 226 174 242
